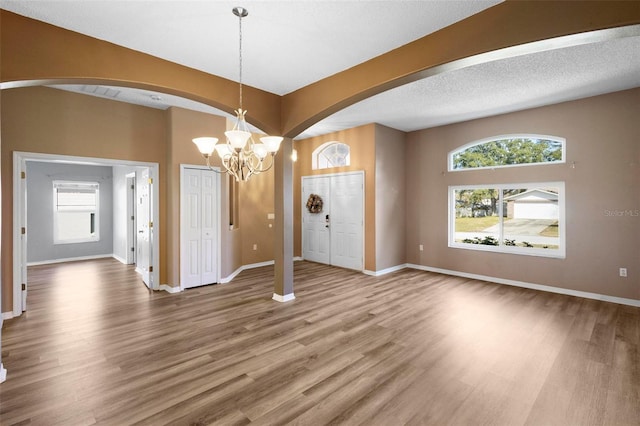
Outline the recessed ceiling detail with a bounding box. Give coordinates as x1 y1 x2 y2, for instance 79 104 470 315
80 85 120 99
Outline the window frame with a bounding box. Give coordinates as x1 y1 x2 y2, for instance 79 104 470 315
448 182 565 258
312 141 351 170
53 180 100 244
448 134 566 172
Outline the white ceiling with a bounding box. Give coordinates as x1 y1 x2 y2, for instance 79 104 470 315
2 1 640 139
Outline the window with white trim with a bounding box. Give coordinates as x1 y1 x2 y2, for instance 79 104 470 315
449 134 565 171
449 182 565 258
53 181 100 244
312 141 350 170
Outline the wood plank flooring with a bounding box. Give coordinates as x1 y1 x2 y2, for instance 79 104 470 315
1 259 638 425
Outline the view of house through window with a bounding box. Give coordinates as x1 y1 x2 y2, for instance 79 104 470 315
53 181 100 244
450 183 564 258
450 135 564 171
312 141 350 170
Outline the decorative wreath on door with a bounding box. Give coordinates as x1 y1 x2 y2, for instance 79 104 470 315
306 194 324 214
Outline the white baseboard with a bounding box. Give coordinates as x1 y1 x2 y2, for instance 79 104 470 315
294 256 304 262
0 363 6 383
244 260 276 269
159 284 182 294
27 254 113 266
407 264 640 308
273 293 295 302
2 311 14 321
112 254 128 265
220 260 276 284
364 264 408 277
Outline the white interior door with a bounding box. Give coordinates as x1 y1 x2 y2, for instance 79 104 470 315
302 172 363 270
302 176 331 264
330 173 364 270
181 168 218 289
136 168 152 288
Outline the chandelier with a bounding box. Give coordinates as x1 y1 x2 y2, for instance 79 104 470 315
193 6 282 182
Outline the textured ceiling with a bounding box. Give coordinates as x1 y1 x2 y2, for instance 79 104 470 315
2 1 640 139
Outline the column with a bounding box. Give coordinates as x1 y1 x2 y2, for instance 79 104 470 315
273 138 294 302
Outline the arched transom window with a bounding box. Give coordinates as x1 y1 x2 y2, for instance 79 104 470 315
312 141 351 170
449 134 565 171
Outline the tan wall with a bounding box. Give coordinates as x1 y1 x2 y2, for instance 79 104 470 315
405 88 640 300
1 86 168 311
239 166 276 266
375 124 406 271
293 124 376 271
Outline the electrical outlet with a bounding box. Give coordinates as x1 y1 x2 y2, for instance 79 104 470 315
253 244 257 251
619 267 627 277
419 244 424 251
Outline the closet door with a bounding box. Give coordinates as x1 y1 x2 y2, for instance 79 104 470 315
181 168 218 289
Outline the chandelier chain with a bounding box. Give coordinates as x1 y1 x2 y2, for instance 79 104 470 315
238 10 243 111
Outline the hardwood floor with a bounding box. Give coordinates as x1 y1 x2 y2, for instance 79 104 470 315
1 259 638 425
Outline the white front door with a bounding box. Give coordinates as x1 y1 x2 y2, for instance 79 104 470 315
330 173 364 270
136 168 152 288
302 172 364 270
302 176 331 264
181 168 219 289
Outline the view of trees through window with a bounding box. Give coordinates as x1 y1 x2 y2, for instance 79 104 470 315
451 183 564 257
451 136 564 170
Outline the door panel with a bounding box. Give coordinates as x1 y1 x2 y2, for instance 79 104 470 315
331 173 364 270
302 176 331 264
201 171 217 284
136 168 152 288
184 172 201 288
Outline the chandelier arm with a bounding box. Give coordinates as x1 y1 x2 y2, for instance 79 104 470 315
244 151 261 173
202 155 225 174
258 153 276 173
231 153 243 182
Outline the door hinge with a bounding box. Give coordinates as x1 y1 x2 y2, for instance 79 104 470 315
131 184 135 190
148 178 153 184
149 266 153 272
21 227 26 235
21 171 26 179
22 283 26 291
131 215 135 221
131 247 135 252
149 221 153 228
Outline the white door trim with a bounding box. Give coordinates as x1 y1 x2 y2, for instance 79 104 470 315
12 151 161 316
179 164 222 291
125 173 136 265
301 170 365 271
